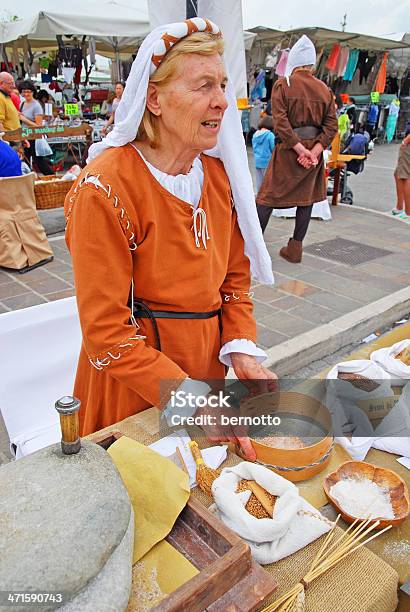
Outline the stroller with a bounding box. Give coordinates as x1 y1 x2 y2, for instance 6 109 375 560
327 131 369 205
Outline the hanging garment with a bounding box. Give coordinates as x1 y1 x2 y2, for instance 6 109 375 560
250 70 265 101
377 106 386 130
39 56 50 70
388 100 400 117
336 46 350 77
374 52 388 93
22 36 30 73
367 104 379 125
62 66 76 84
47 61 58 78
326 44 341 73
58 46 83 67
88 37 96 64
385 114 398 142
11 42 21 78
358 52 377 84
31 59 40 74
343 49 359 81
275 49 289 76
74 65 82 84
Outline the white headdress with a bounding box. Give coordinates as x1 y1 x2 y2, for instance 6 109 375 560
284 35 317 80
87 18 274 285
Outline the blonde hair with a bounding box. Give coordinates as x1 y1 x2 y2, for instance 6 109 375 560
137 32 224 148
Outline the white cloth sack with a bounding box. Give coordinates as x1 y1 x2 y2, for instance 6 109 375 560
271 200 331 221
326 360 393 460
87 19 273 285
372 382 410 456
212 462 331 565
370 340 410 386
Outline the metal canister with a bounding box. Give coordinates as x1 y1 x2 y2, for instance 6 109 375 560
55 396 81 455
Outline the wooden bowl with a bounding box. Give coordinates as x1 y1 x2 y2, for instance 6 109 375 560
241 392 334 482
324 461 410 529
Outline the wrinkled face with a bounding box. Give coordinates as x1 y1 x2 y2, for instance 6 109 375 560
21 88 34 102
115 83 124 98
0 74 15 95
151 53 228 154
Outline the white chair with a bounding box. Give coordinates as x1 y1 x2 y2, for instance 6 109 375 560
0 297 81 458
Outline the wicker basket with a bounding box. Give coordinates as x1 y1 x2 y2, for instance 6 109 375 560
34 175 75 210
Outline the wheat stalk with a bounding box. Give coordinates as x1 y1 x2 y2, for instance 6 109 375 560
261 518 392 612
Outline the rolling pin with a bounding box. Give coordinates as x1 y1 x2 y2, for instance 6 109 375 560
247 480 275 517
55 396 81 454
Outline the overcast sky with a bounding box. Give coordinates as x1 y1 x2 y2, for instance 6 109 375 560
241 0 410 37
2 1 410 38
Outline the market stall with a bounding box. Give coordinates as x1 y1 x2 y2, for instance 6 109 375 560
246 26 410 140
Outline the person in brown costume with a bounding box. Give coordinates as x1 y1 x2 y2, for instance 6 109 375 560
256 35 338 263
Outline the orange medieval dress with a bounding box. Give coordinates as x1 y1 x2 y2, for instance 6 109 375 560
64 144 256 435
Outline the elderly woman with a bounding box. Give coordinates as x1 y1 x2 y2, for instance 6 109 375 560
64 18 274 459
256 36 338 263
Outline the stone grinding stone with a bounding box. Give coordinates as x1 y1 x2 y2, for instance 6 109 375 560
61 509 134 612
0 440 132 610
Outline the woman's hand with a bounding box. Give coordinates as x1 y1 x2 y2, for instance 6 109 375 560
195 401 257 461
293 142 318 168
230 353 278 395
310 142 324 162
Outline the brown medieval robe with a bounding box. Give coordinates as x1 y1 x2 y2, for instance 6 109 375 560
64 145 256 436
257 70 338 208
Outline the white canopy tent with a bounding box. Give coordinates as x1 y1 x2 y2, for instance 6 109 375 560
1 1 256 84
0 1 149 44
0 0 150 79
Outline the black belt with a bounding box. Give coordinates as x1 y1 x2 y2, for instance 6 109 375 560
276 125 321 144
294 125 321 139
131 299 221 351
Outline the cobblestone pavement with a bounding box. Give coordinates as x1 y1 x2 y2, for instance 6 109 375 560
1 204 409 350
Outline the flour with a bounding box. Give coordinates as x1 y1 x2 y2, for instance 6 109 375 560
329 478 394 520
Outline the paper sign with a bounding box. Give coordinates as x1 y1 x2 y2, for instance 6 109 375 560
356 396 400 421
64 103 79 115
92 104 101 113
370 91 380 103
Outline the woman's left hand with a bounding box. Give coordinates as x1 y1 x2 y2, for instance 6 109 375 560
310 142 324 162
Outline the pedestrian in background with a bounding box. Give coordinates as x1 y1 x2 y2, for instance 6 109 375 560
0 72 20 133
392 119 410 219
18 80 54 176
101 81 125 135
252 116 275 192
100 91 116 117
256 35 338 263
